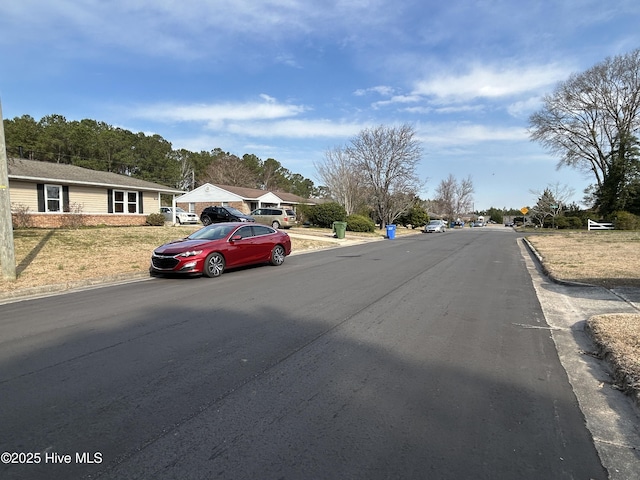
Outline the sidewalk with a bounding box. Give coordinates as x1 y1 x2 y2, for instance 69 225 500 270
521 240 640 480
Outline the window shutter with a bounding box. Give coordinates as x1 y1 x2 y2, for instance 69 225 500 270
37 184 45 212
138 191 144 213
63 186 70 212
107 189 113 213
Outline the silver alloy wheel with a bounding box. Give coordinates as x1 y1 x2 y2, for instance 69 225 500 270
201 215 212 226
204 252 225 277
270 245 286 266
272 221 280 229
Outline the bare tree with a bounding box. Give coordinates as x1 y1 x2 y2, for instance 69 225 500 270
529 49 640 203
315 146 365 215
201 153 257 187
434 174 474 221
529 182 575 227
346 124 424 227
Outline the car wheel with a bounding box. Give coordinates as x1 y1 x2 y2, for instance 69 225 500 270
203 252 225 278
272 221 281 229
270 245 286 266
176 217 182 225
201 215 212 226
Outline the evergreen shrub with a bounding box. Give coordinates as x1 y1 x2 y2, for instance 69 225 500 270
308 203 347 228
346 214 375 232
146 213 166 226
614 211 640 230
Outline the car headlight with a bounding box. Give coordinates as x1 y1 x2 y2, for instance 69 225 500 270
177 250 203 258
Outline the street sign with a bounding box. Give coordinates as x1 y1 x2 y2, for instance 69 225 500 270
520 207 529 215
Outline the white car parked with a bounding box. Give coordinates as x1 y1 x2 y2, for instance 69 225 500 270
161 207 199 225
424 219 447 233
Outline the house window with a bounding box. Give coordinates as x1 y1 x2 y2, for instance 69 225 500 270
113 190 139 213
45 184 62 212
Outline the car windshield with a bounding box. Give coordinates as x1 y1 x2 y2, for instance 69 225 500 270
225 206 246 216
188 225 236 240
175 207 186 213
429 220 441 225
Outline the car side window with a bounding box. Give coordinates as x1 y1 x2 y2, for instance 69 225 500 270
253 225 274 236
235 226 253 238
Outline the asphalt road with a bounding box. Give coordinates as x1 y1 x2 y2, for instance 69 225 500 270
0 228 611 479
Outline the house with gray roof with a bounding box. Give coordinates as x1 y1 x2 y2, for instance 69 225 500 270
7 158 183 228
175 183 316 217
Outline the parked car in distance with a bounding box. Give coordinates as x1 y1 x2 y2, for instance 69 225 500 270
200 206 255 225
250 207 298 229
424 219 447 233
160 206 199 225
150 222 291 278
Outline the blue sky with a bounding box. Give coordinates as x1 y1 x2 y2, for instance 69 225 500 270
2 1 640 210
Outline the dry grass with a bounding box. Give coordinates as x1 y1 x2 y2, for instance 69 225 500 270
527 231 640 288
527 231 640 402
587 314 640 401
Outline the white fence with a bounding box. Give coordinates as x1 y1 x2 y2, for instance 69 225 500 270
588 219 614 231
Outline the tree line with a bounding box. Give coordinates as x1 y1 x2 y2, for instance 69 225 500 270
2 114 318 198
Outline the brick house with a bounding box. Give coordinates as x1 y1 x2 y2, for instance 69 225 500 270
7 158 183 228
175 183 315 216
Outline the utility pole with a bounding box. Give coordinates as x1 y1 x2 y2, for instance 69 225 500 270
0 99 17 280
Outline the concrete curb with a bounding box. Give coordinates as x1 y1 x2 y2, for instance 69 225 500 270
522 236 640 409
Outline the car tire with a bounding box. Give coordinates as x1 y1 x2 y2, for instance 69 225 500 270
176 217 182 225
272 221 280 229
201 215 212 226
203 252 225 278
269 245 286 266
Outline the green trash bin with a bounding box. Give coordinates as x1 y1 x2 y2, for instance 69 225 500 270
333 221 347 239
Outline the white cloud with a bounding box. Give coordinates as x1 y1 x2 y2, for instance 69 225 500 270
353 85 396 96
130 97 308 126
417 122 527 147
412 64 572 104
226 119 365 138
507 96 543 118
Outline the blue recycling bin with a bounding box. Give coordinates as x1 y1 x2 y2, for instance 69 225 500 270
386 224 396 239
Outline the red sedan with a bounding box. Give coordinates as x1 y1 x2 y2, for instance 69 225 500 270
150 222 292 278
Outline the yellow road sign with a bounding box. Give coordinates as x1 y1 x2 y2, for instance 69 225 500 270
520 207 529 215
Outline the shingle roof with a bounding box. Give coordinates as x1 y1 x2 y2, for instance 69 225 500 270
213 184 270 199
7 158 183 194
213 184 316 205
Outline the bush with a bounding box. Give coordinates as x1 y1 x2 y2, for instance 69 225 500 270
11 203 33 229
565 216 583 229
553 216 569 229
60 202 87 228
397 206 429 229
614 211 640 230
346 214 375 232
308 203 347 228
146 212 166 226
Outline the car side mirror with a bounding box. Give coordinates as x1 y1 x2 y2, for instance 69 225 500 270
230 235 243 242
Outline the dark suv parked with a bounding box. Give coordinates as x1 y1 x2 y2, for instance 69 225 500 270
200 206 255 225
